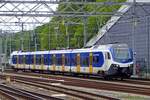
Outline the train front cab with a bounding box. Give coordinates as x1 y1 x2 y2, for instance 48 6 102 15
104 47 133 79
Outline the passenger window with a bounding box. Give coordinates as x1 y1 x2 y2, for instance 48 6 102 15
12 55 17 64
62 54 65 65
56 54 62 66
71 53 77 66
44 54 51 65
31 55 34 64
25 55 28 64
65 56 68 66
92 52 104 67
19 55 23 64
36 55 41 65
52 55 56 65
80 53 89 67
65 54 70 66
25 55 30 64
23 55 26 64
93 55 99 64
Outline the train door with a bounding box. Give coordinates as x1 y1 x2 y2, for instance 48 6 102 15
64 53 71 72
41 54 44 70
23 55 25 69
77 53 80 73
62 54 65 72
52 54 56 71
89 52 93 74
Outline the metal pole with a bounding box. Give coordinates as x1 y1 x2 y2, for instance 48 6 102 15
33 20 37 51
48 21 51 50
0 36 2 54
66 23 69 49
0 36 2 72
132 0 136 76
28 31 31 51
54 26 58 49
147 16 150 78
21 22 24 50
83 17 87 47
3 35 7 72
9 34 12 54
34 31 37 51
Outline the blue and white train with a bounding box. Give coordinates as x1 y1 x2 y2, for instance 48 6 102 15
9 44 133 79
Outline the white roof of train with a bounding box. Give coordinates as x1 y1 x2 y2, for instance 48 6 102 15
10 44 127 55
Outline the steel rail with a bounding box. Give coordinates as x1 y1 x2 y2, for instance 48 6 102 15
0 73 118 100
3 72 150 96
0 83 62 100
0 90 17 100
15 79 118 100
0 84 44 100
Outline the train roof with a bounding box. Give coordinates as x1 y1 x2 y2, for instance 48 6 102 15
10 44 128 55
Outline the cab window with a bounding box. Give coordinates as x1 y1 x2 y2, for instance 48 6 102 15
105 52 111 60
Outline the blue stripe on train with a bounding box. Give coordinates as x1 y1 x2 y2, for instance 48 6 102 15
12 52 105 68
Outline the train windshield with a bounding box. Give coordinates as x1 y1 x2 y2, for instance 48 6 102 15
112 48 132 62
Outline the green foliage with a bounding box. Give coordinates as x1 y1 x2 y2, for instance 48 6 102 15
8 0 126 51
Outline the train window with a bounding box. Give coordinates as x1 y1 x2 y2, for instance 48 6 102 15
105 52 111 60
12 55 17 64
23 56 25 64
41 55 44 64
93 55 99 64
92 52 104 67
27 55 31 64
71 53 77 66
65 54 70 66
80 53 89 67
50 54 52 65
107 52 111 59
56 54 62 66
44 54 51 65
62 54 65 65
30 55 34 64
36 55 41 65
25 55 29 64
52 55 56 65
19 55 23 64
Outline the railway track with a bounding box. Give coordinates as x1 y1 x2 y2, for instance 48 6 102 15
15 75 150 96
6 71 150 86
0 83 63 100
0 89 17 100
18 70 150 85
1 71 150 98
5 70 150 86
15 79 116 100
0 74 118 100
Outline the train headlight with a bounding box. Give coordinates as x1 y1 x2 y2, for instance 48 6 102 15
116 64 120 67
112 64 120 70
